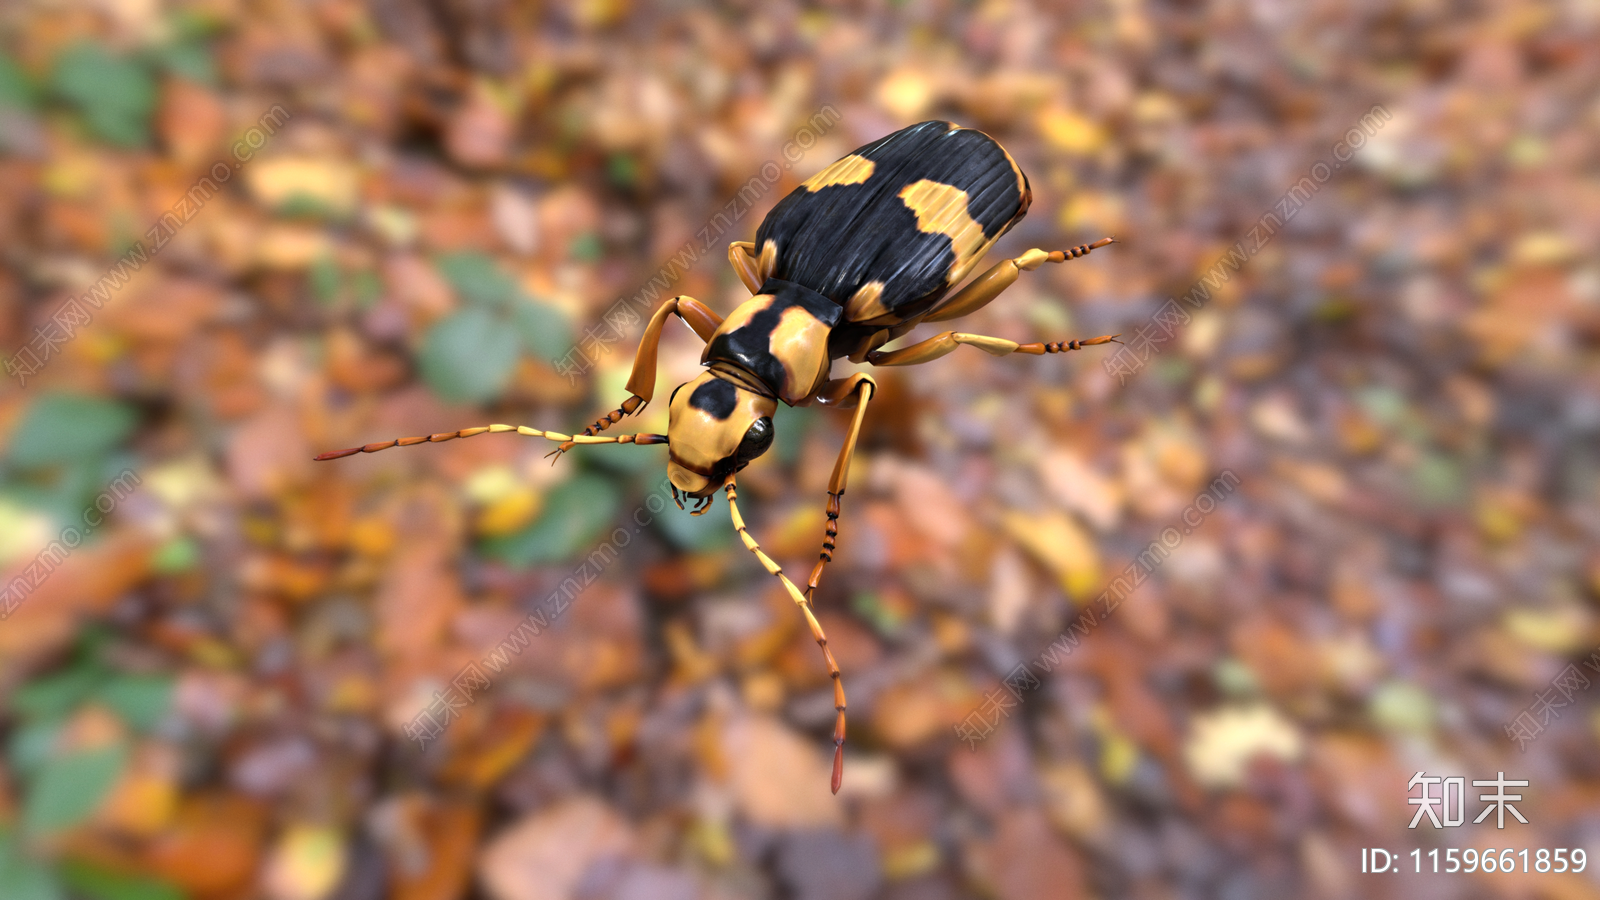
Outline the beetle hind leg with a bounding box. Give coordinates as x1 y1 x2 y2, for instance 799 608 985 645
923 237 1116 324
866 331 1121 367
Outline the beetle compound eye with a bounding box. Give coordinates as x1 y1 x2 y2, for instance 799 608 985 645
737 416 774 463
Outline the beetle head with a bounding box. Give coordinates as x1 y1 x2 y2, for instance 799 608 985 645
666 371 777 502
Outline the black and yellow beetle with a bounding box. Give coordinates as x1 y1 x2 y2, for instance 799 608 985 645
316 120 1119 793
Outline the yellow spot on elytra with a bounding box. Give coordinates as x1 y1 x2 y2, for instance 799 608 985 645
898 179 993 285
803 155 875 191
844 281 891 321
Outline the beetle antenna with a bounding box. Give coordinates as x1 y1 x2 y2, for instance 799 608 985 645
725 477 849 794
313 426 667 461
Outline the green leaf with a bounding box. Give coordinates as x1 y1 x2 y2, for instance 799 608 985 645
770 403 815 466
309 255 342 305
50 43 156 147
510 300 574 362
418 308 520 405
0 53 35 110
351 270 383 309
1411 453 1465 507
436 252 519 307
60 861 184 900
0 832 64 900
7 719 64 781
150 536 200 574
23 743 128 835
98 676 173 731
580 440 658 476
568 232 603 262
483 474 622 567
650 500 734 551
7 393 137 468
151 39 216 84
11 665 105 719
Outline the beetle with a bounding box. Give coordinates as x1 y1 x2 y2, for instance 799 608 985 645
315 120 1120 793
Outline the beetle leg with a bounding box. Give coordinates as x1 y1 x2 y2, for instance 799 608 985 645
313 426 668 461
804 374 876 609
923 237 1116 323
727 240 778 294
725 477 850 794
546 295 726 461
728 242 762 293
865 331 1121 367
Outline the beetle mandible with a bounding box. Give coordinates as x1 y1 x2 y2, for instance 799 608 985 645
315 120 1121 793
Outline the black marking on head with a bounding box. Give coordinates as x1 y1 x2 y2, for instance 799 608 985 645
688 377 739 420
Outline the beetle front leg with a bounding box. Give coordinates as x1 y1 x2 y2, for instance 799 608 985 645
548 295 724 460
923 237 1116 324
805 373 876 602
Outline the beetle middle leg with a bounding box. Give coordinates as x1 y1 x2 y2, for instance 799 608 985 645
547 295 724 461
923 237 1116 324
865 331 1120 367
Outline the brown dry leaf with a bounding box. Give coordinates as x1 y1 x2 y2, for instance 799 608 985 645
870 669 979 751
1230 615 1322 696
1035 448 1123 531
986 544 1034 636
1272 458 1348 505
158 78 227 165
375 540 465 659
964 808 1087 900
145 794 268 899
477 795 636 900
227 405 314 499
445 82 514 169
721 713 845 829
1038 761 1110 847
0 532 156 663
887 459 970 549
392 801 482 900
255 224 335 269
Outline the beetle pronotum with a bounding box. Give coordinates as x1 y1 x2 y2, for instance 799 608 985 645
316 120 1120 793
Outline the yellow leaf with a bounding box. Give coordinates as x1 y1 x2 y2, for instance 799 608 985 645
264 824 347 900
248 157 360 215
1504 606 1594 654
1183 704 1303 789
1037 107 1105 155
877 69 936 120
1001 510 1100 601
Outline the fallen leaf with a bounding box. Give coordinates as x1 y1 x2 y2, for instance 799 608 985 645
477 795 635 900
1001 510 1100 601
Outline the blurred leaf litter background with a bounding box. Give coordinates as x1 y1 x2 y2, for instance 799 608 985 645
1 1 1599 899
